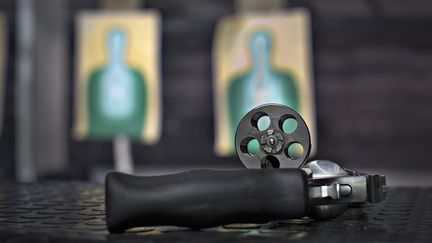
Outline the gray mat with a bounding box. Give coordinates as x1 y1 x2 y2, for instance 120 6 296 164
0 181 431 242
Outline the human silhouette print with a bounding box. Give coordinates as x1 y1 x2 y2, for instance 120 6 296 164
87 28 147 139
228 30 299 149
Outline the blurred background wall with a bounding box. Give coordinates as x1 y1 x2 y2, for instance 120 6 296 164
0 0 431 182
0 0 14 179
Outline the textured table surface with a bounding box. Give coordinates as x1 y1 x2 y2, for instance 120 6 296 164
0 181 431 242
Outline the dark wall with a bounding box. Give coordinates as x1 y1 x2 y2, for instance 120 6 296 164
0 0 430 179
313 18 432 169
45 0 432 177
0 0 15 179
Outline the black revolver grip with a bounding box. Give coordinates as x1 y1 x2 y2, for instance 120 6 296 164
105 169 308 232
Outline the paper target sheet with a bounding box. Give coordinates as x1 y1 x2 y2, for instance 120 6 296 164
213 9 316 156
74 11 161 143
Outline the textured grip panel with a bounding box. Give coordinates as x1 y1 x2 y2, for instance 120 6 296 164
105 169 308 232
